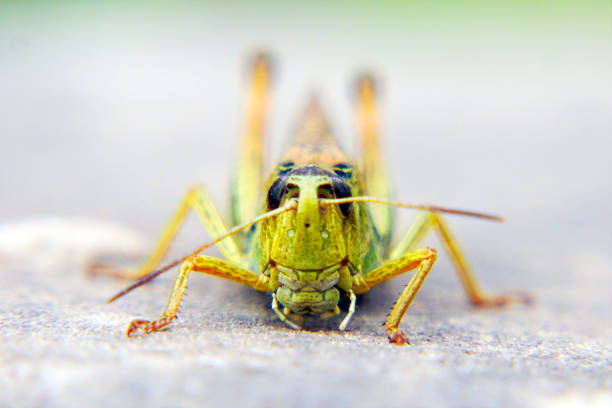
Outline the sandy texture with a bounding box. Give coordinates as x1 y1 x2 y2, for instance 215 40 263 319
1 2 610 407
0 218 610 407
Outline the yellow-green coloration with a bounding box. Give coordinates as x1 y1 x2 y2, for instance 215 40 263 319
98 54 530 344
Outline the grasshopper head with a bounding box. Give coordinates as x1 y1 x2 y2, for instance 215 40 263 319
260 164 360 315
264 165 353 271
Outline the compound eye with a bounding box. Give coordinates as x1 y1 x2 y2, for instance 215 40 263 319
285 183 299 199
317 183 334 199
267 176 287 210
331 177 353 217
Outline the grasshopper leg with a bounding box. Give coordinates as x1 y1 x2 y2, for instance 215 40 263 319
390 213 532 308
355 74 393 247
88 186 245 280
353 248 438 345
230 53 272 228
97 54 273 333
126 255 269 337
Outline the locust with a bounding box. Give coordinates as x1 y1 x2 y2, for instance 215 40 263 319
98 54 529 345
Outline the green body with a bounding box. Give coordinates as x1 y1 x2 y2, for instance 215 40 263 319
236 100 388 316
113 57 525 342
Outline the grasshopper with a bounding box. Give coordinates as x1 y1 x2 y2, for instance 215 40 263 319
100 54 529 344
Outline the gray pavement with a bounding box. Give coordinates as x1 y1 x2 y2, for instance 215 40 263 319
1 2 610 407
0 216 609 407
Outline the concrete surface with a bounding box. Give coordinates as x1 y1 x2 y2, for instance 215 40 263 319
0 217 610 407
1 2 611 407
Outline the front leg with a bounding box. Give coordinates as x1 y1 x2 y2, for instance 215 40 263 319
352 248 438 345
126 255 269 336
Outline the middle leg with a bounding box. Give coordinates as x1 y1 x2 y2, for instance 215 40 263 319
390 212 531 307
89 186 245 280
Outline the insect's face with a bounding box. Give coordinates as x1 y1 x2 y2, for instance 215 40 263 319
265 165 354 272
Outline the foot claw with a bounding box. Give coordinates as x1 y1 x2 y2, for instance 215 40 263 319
386 327 410 345
126 317 174 337
86 262 112 278
473 291 533 308
87 262 139 280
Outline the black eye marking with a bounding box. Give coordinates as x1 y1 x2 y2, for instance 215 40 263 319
269 165 353 215
267 176 288 210
332 163 353 179
285 182 299 199
277 161 295 176
330 176 353 217
317 183 334 198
